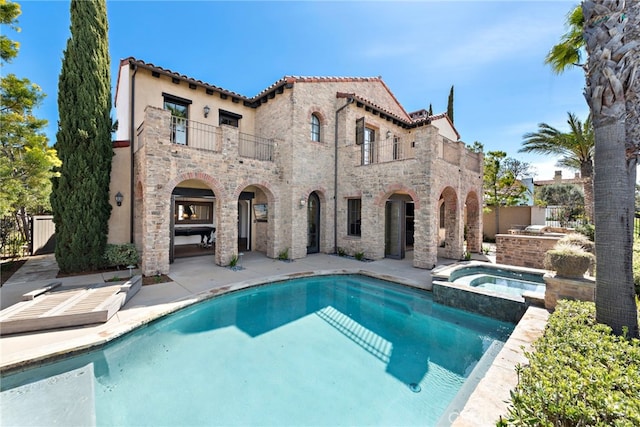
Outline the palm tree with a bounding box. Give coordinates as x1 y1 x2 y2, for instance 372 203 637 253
520 113 594 222
545 5 584 74
583 0 638 338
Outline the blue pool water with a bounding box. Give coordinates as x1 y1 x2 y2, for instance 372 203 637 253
450 266 545 299
1 275 513 426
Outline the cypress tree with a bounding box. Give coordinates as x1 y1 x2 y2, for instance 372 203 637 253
428 103 433 116
447 85 454 123
51 0 113 273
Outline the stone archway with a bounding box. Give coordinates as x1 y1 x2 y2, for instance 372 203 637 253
232 182 277 260
438 186 461 259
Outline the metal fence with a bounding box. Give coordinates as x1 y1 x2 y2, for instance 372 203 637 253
170 116 221 152
545 206 586 228
361 136 415 165
239 132 274 161
1 216 28 258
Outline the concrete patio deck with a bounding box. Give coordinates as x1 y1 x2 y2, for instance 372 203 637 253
0 250 547 426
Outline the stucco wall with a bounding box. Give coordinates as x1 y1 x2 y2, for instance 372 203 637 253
107 144 131 244
483 206 546 239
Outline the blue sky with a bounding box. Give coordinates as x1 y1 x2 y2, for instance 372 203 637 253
5 0 587 180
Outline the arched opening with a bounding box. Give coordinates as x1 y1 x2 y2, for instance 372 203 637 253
236 184 274 256
170 179 217 261
384 193 415 259
437 187 459 259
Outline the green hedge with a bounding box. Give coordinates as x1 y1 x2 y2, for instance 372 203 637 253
103 243 139 268
502 300 640 426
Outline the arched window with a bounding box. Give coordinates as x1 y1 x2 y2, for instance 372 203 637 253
310 114 321 142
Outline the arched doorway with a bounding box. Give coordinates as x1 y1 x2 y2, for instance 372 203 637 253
438 187 459 259
385 194 415 259
307 192 320 254
170 180 217 262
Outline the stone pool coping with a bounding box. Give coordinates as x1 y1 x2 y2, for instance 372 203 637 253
1 266 548 426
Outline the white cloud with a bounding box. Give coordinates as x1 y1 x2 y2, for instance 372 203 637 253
431 12 562 73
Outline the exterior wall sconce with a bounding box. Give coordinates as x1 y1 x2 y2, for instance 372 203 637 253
115 191 124 207
203 105 210 118
386 130 392 139
300 198 306 207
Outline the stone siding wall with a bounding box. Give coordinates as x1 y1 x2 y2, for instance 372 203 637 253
543 273 595 310
496 234 562 269
128 74 484 275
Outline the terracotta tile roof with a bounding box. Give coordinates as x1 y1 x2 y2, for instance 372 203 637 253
118 57 461 137
120 57 249 101
336 92 412 125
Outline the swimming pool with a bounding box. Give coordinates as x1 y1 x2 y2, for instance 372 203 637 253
1 274 513 426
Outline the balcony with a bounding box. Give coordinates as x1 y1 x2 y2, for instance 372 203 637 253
360 136 415 165
239 132 275 161
167 116 275 162
170 116 221 152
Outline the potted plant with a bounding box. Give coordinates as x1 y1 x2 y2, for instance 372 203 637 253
543 242 594 278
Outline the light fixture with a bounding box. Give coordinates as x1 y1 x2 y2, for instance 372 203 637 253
115 192 124 207
203 105 210 118
386 130 392 139
300 198 306 207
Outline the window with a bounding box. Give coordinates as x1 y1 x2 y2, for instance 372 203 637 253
219 109 242 127
439 202 445 228
362 127 375 165
393 136 400 160
164 94 190 145
175 200 213 225
348 199 361 236
310 114 320 142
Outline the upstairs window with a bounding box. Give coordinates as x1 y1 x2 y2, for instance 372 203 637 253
356 117 376 165
219 109 242 127
363 127 375 165
163 94 191 145
310 114 321 142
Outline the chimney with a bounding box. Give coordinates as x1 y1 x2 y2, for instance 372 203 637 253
554 170 562 183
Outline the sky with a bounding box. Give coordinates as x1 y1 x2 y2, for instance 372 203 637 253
4 0 588 181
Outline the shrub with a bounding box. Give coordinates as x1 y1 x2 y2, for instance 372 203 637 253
354 251 364 261
103 243 139 268
544 242 594 278
503 300 640 426
337 247 347 257
229 254 238 268
558 233 595 253
575 222 595 241
278 248 289 261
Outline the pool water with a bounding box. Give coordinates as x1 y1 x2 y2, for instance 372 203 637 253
466 274 545 298
1 275 513 426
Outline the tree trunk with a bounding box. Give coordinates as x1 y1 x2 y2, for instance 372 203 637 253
584 0 639 338
580 161 594 223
